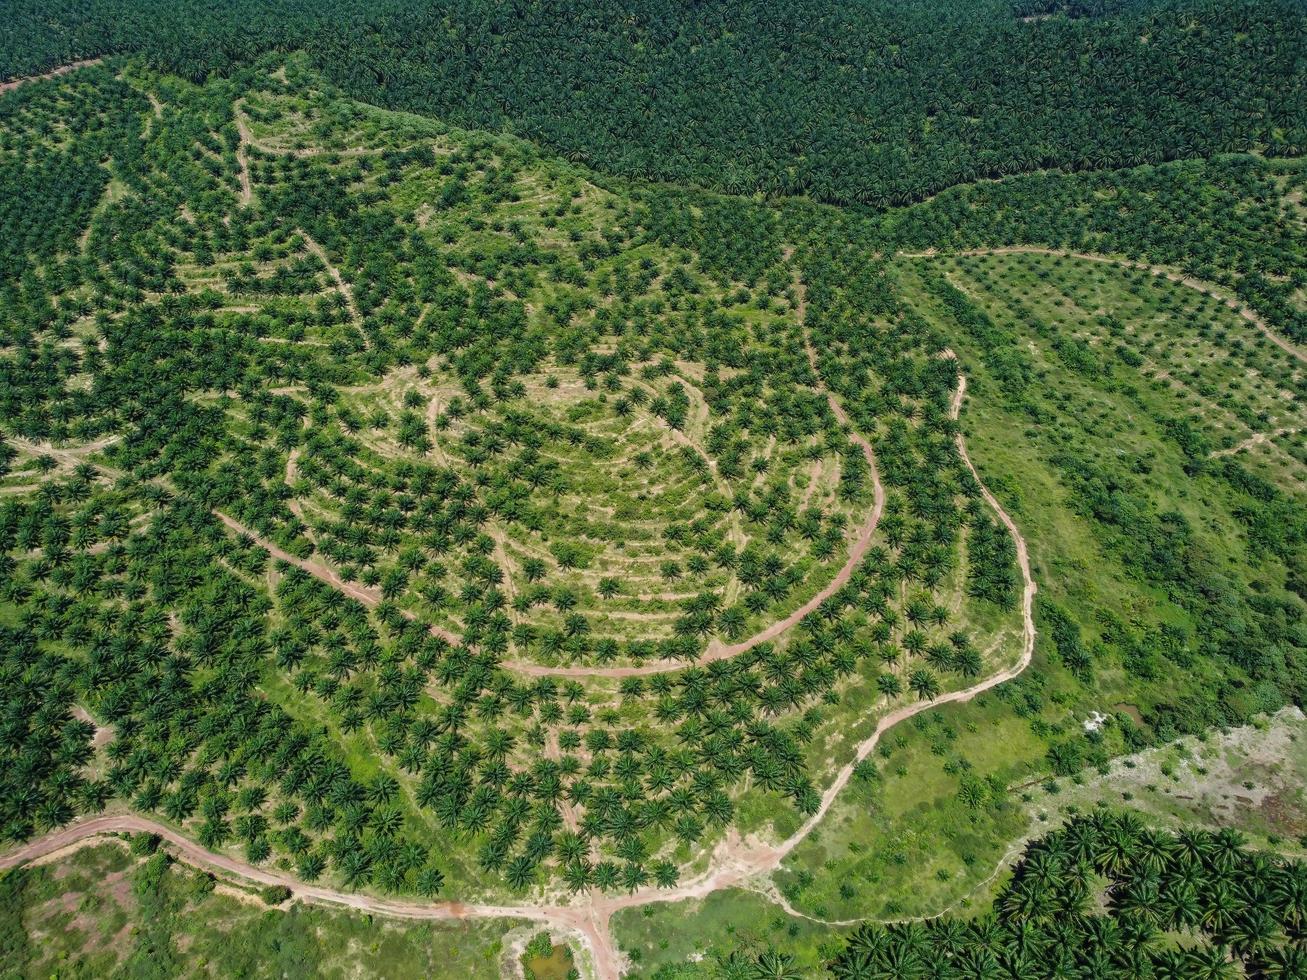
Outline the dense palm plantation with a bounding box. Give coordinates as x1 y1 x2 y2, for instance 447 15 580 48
2 0 1303 207
830 810 1307 979
0 60 1030 899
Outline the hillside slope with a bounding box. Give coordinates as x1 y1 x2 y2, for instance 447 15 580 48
2 0 1303 206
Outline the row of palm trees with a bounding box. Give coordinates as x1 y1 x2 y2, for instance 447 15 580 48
880 154 1306 346
830 809 1307 979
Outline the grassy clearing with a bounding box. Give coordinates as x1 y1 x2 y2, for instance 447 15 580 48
945 252 1305 488
610 887 840 979
622 707 1307 978
776 692 1038 922
0 840 513 979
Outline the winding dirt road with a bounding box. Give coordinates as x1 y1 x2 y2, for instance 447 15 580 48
1 355 1032 978
4 265 1039 979
213 510 464 647
0 813 613 968
944 352 1036 658
300 231 361 322
901 246 1306 366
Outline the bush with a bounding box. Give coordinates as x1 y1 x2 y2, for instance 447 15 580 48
260 884 292 905
129 832 160 856
525 931 553 959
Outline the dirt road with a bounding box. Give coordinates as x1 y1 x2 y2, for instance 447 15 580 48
8 436 123 476
300 231 360 321
0 813 618 971
234 112 254 206
213 510 464 647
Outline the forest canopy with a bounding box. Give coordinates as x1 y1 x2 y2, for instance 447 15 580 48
2 0 1303 207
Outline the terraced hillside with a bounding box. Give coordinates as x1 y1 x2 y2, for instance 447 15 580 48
0 54 1029 917
0 49 1303 980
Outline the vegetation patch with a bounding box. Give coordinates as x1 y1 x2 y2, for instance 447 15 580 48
0 15 1302 976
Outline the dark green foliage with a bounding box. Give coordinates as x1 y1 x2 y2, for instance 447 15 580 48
919 269 1033 402
1039 600 1092 680
1220 459 1307 572
882 155 1307 343
2 0 1304 207
0 869 33 968
260 884 292 905
829 810 1307 978
0 622 100 844
130 832 161 855
966 506 1018 610
0 67 146 288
